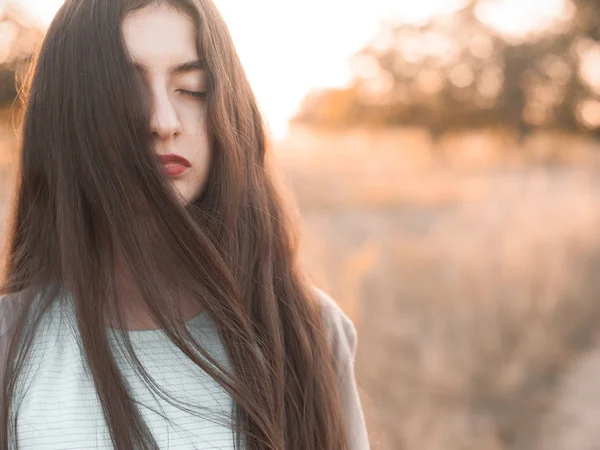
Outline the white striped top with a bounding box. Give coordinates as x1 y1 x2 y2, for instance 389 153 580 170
0 288 370 449
13 294 236 449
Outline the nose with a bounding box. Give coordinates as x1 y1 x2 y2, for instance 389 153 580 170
150 88 181 139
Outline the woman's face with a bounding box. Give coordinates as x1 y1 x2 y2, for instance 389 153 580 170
122 3 211 206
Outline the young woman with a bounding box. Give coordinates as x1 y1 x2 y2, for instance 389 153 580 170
0 0 369 449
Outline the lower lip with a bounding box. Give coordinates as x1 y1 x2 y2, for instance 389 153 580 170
161 163 188 177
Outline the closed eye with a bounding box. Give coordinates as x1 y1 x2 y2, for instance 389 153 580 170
178 90 207 99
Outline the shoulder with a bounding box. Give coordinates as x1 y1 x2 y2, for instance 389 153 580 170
0 287 37 339
312 287 358 370
0 291 23 338
312 287 371 449
0 291 26 381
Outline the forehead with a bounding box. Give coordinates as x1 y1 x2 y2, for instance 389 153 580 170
122 3 198 69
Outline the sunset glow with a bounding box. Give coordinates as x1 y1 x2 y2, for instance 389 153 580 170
11 0 572 139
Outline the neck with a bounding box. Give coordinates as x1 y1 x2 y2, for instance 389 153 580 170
106 256 203 331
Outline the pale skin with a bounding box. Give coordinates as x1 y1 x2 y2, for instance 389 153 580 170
109 3 211 330
122 2 211 206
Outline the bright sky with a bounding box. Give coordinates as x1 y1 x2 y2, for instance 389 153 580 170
15 0 569 140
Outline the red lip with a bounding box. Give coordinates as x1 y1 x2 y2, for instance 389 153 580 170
157 154 191 167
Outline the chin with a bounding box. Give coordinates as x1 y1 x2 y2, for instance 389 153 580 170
171 179 207 207
177 193 192 206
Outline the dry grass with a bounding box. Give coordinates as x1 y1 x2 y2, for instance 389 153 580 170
278 125 600 450
3 122 600 449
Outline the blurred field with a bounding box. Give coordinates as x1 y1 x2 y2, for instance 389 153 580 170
3 0 600 448
3 120 600 449
277 125 600 450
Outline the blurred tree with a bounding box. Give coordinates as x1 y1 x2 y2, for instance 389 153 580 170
572 0 600 40
293 0 600 139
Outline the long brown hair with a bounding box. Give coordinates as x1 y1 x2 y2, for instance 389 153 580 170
0 0 350 448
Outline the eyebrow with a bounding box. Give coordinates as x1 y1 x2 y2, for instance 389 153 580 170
172 60 205 75
133 60 205 75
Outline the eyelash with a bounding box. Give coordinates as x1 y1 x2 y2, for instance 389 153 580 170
179 90 207 99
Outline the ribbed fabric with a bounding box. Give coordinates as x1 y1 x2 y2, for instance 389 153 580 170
13 296 236 449
1 287 370 450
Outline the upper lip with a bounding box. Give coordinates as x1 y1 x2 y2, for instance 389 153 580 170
157 153 191 167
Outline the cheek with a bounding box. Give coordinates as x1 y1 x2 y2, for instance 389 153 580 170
184 128 211 181
178 153 210 203
175 103 210 174
178 102 207 134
